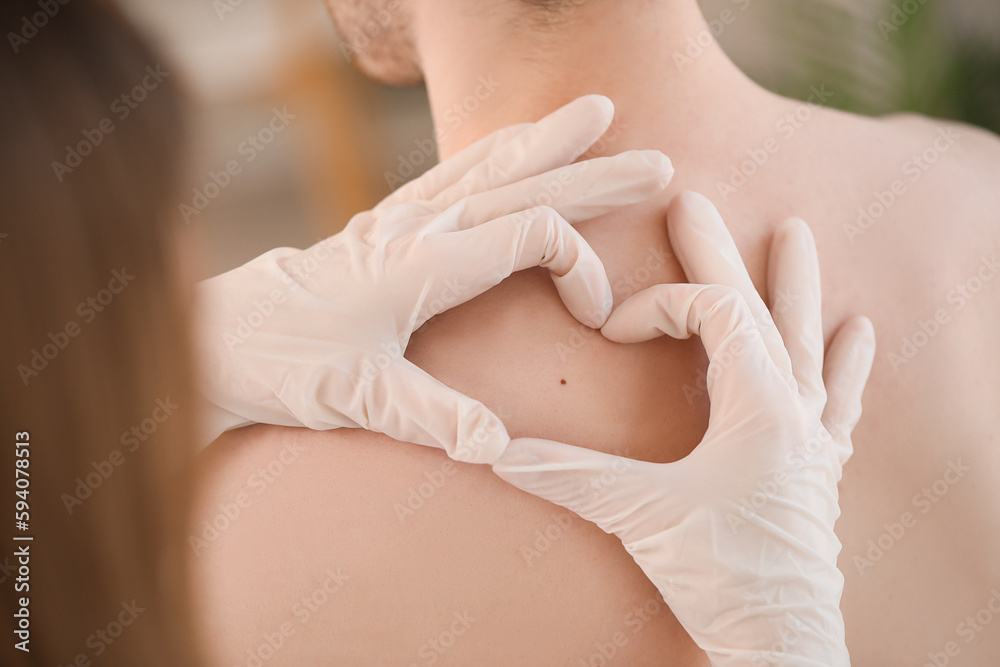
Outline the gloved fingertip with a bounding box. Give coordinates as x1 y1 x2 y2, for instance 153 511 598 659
580 284 614 328
774 217 818 261
851 317 877 382
669 190 720 224
638 150 675 190
552 260 613 329
839 316 877 374
581 94 615 125
822 315 876 438
452 409 511 465
494 436 554 469
599 299 647 344
599 306 635 344
491 438 550 492
851 315 876 352
775 216 811 236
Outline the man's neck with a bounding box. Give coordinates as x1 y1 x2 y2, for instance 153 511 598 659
412 0 777 159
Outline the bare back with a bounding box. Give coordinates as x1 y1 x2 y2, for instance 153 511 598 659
191 106 1000 666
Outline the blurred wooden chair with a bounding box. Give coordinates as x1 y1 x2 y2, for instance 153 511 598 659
273 1 387 235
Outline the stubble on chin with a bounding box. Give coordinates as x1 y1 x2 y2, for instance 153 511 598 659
327 0 423 86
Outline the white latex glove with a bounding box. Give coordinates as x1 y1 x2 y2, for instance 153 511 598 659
196 95 674 463
493 192 876 666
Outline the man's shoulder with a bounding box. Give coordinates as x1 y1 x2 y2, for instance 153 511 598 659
815 110 999 288
880 110 999 143
873 113 1000 240
198 424 391 485
878 112 1000 197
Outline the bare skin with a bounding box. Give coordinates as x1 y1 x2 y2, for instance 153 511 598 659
191 1 1000 665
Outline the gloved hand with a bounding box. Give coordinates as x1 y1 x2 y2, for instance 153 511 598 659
196 95 674 463
492 192 876 666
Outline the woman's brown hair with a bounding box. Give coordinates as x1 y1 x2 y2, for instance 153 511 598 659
0 1 205 664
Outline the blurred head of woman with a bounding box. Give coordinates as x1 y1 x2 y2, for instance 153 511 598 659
1 1 205 664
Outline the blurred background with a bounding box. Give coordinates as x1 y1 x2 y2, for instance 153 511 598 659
119 0 1000 279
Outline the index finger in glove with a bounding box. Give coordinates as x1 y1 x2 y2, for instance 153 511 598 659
419 206 613 328
667 191 794 380
426 150 673 234
602 283 788 409
429 95 616 209
376 122 531 210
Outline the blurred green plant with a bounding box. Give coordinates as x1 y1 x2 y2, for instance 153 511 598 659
739 0 1000 134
